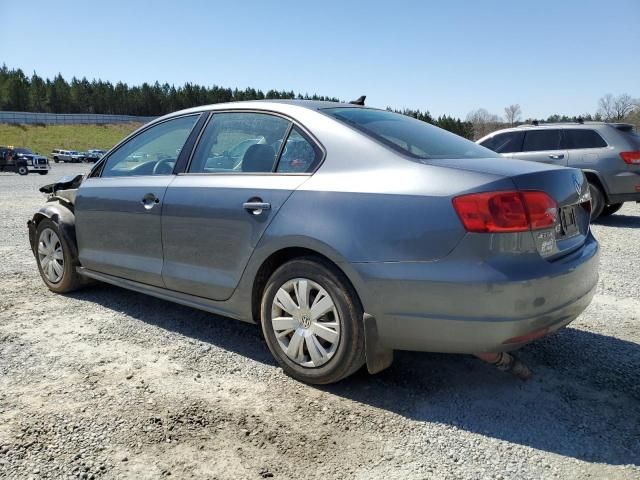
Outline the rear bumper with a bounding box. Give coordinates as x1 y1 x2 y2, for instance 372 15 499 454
28 165 50 172
352 233 599 353
602 170 640 202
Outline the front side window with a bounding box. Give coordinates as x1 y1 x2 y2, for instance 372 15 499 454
480 131 524 153
562 129 607 149
101 115 199 177
322 107 494 159
189 113 290 173
522 129 562 152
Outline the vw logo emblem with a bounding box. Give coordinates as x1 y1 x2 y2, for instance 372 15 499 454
573 175 581 196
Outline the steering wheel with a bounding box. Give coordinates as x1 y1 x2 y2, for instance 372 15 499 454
153 158 175 175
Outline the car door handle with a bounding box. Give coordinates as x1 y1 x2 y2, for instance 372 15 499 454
243 200 271 215
548 154 564 160
141 193 160 210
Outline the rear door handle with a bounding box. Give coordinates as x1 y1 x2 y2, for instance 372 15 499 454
243 200 271 215
549 154 564 160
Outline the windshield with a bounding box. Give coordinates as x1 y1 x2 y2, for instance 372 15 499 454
322 107 494 160
14 148 33 154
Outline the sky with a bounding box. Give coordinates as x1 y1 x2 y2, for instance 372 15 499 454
1 0 639 119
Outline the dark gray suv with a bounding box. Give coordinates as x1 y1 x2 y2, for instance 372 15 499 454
478 122 640 219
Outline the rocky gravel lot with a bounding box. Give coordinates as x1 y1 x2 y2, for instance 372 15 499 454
1 163 639 480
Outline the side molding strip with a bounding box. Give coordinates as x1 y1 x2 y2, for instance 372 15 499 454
77 267 248 323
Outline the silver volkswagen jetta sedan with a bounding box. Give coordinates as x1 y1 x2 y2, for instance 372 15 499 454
28 100 599 384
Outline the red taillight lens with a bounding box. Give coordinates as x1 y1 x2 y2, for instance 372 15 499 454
453 190 557 233
620 151 640 164
523 191 558 229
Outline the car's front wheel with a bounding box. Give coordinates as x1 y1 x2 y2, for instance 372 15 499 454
35 219 84 293
17 166 28 175
600 203 623 217
260 258 365 384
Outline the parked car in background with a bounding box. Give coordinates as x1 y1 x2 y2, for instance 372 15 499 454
84 149 107 163
28 101 599 384
0 146 50 175
477 122 640 219
51 149 84 163
70 151 85 163
51 149 72 163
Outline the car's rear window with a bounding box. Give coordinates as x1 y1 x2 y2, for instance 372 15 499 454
322 107 494 160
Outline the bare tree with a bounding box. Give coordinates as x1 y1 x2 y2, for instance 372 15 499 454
504 104 522 126
598 93 638 121
466 108 502 139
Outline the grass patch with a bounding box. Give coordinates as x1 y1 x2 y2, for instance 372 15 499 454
0 123 142 155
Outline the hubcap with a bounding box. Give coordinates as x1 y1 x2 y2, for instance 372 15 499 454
271 278 340 368
38 228 64 283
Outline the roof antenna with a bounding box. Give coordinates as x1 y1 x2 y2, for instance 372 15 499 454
349 95 366 106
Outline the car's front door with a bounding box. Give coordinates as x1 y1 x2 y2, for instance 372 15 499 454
161 112 321 300
512 129 568 166
75 114 201 287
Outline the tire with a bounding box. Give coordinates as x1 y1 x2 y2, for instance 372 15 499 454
260 257 366 384
17 166 28 175
588 182 605 220
35 219 84 293
600 203 623 217
53 157 59 163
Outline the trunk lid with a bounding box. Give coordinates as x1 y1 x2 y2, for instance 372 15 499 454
428 157 591 259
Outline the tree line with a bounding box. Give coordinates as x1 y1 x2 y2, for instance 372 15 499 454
0 65 474 139
467 94 639 139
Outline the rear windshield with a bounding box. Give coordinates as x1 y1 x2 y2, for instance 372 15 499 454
322 107 494 160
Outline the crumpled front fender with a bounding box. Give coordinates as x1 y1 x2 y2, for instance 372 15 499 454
28 200 77 259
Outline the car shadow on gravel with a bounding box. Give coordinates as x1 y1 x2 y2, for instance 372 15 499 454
72 285 639 467
594 214 640 228
325 328 640 466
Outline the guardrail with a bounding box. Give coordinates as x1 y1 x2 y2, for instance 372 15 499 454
0 111 157 125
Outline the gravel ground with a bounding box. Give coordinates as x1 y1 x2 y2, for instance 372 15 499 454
1 163 639 480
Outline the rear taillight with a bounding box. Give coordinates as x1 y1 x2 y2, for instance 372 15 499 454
620 151 640 165
452 190 557 233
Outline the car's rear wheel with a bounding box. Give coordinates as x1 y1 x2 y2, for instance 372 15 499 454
35 219 84 293
17 166 28 175
588 182 605 220
600 203 623 217
260 257 365 384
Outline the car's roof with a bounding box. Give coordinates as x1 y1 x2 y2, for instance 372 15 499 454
163 100 364 120
480 122 635 139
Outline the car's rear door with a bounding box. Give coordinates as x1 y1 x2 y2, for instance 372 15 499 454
161 112 322 300
512 129 568 166
75 114 202 287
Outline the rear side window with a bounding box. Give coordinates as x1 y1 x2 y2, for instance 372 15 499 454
276 127 321 173
562 129 607 149
323 107 494 159
522 130 562 151
480 131 524 153
189 113 290 173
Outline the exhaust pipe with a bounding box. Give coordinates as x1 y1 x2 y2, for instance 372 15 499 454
474 352 532 380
